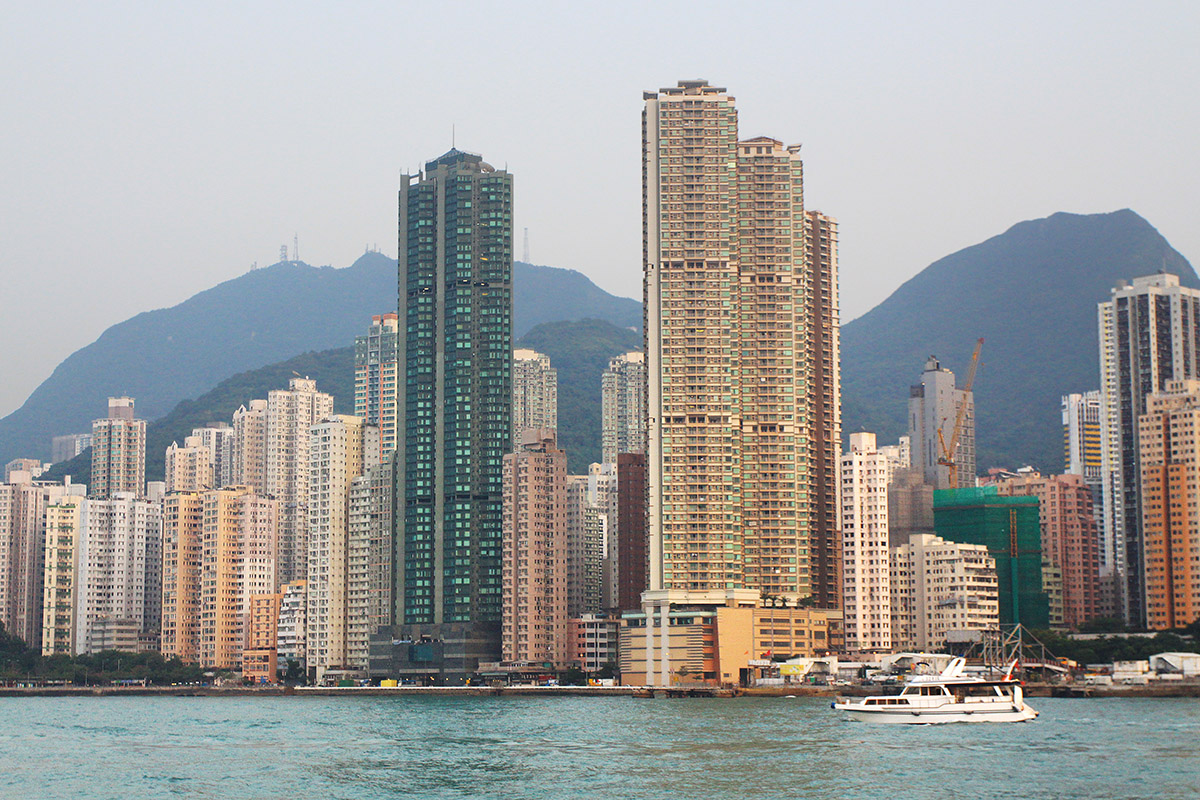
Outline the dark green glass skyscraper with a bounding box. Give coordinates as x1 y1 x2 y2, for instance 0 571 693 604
384 149 512 681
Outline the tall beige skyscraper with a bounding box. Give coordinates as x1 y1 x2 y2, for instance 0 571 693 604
265 378 333 585
601 351 646 464
355 313 400 459
164 435 215 494
512 349 557 447
305 415 378 682
639 80 838 684
91 397 146 499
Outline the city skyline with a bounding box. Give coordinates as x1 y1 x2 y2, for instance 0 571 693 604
4 3 1200 417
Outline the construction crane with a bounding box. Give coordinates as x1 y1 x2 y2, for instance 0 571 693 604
936 337 984 487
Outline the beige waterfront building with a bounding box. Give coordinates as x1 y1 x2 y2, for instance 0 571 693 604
601 352 646 465
161 487 278 669
355 313 400 459
512 349 557 448
265 378 334 585
839 432 893 655
890 533 998 651
305 415 379 682
502 430 569 667
91 397 146 499
638 79 840 684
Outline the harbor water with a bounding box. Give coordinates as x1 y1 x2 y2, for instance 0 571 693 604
1 695 1197 799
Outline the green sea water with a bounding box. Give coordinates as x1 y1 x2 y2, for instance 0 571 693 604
1 695 1197 799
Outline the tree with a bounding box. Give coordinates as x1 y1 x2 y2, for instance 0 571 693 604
561 666 587 686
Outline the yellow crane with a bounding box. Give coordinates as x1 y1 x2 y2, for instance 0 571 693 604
936 337 984 487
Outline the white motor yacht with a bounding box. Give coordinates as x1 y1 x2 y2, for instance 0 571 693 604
832 657 1038 724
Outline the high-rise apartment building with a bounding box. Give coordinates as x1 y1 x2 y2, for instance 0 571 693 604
996 472 1101 630
191 423 235 489
1138 380 1200 629
164 435 215 494
232 399 268 492
1063 391 1102 482
512 349 557 448
805 210 842 609
1098 273 1200 626
41 496 85 655
306 415 378 682
638 80 841 684
161 488 278 668
91 397 146 499
347 458 394 670
615 453 648 613
77 493 162 654
277 579 307 672
601 352 646 464
265 378 333 585
382 148 512 683
355 313 401 459
566 475 605 619
502 430 569 667
908 357 975 490
890 533 998 651
839 433 892 654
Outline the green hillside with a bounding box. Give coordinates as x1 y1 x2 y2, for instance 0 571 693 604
841 209 1200 472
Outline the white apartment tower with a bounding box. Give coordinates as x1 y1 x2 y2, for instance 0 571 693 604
232 399 268 492
91 397 146 499
164 435 215 494
346 459 393 669
355 313 400 459
601 351 646 464
1098 273 1200 626
512 349 558 448
265 378 334 586
306 415 379 682
839 433 893 654
191 424 235 488
890 533 999 651
908 357 975 490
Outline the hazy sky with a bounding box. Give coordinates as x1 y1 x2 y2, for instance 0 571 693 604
3 1 1198 417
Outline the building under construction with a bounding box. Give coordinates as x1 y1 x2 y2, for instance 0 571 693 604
933 486 1050 628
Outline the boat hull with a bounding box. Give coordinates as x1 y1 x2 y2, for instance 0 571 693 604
833 701 1038 724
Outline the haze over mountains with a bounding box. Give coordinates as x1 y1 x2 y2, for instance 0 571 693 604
841 209 1199 472
7 209 1195 480
0 256 641 465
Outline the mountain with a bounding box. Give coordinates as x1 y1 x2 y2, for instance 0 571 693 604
43 318 640 484
516 319 643 473
0 255 639 464
841 209 1200 472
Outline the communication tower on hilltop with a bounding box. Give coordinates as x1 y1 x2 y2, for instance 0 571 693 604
293 234 299 263
279 245 288 263
523 227 530 263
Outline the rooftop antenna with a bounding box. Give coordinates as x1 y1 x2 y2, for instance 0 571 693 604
523 227 530 263
452 124 455 148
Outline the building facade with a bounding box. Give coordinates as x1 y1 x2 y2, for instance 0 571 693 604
1138 380 1200 629
908 357 976 490
1099 273 1200 626
512 349 557 447
164 435 215 494
265 378 334 585
839 432 892 654
890 533 998 651
501 430 569 667
232 399 268 492
91 397 146 499
355 313 401 459
600 352 646 465
996 472 1101 629
384 147 512 682
347 458 394 670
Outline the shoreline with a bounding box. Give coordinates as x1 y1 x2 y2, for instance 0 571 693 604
3 682 1199 698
